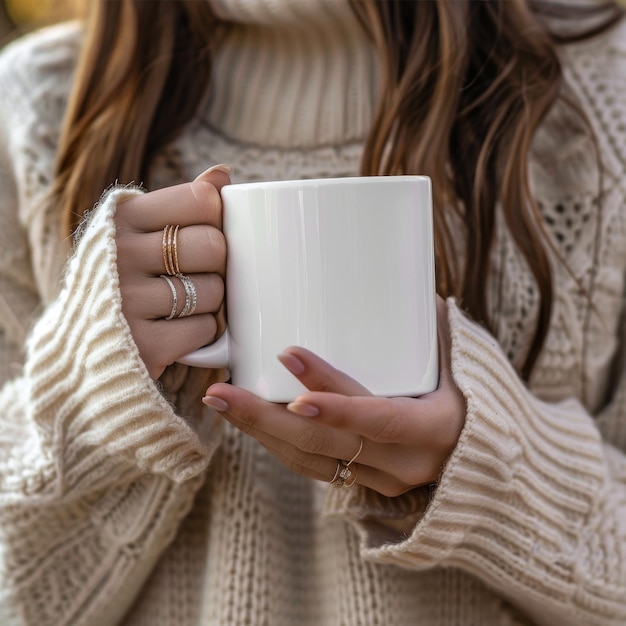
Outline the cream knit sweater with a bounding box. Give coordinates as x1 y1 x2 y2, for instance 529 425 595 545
1 2 625 625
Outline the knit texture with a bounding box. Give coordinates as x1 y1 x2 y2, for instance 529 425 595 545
0 4 625 625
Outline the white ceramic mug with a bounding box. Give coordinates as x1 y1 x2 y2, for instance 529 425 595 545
177 176 438 402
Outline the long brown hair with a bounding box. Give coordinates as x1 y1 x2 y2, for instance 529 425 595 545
52 0 623 378
351 0 622 378
54 1 224 236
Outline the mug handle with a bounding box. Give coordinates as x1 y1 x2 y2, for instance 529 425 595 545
176 331 231 368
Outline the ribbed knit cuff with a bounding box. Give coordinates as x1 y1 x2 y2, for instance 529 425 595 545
25 187 221 490
328 299 608 612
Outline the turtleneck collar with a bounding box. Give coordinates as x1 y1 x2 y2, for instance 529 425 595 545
203 0 379 149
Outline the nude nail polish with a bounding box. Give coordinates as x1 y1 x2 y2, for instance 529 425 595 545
202 396 230 411
195 163 234 180
286 401 319 417
277 352 306 376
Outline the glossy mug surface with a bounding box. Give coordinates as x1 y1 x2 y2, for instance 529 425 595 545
178 176 438 402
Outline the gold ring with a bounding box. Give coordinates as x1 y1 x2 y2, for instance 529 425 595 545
346 436 364 467
329 461 343 485
344 463 359 487
329 460 357 489
162 224 181 276
329 438 364 489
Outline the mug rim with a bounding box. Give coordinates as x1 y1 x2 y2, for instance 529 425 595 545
222 175 430 192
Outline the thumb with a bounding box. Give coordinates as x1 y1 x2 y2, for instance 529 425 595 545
194 163 234 192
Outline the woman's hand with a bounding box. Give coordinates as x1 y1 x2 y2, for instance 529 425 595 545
114 166 231 379
202 297 466 496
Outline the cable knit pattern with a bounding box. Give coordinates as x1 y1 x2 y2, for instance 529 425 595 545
331 303 622 625
0 186 221 624
26 187 222 483
0 4 625 625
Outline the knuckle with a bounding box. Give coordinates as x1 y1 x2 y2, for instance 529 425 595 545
205 314 219 341
119 282 146 317
234 403 259 435
207 274 225 307
311 375 333 393
186 314 218 347
114 229 138 260
293 427 332 456
189 180 221 221
289 446 324 474
114 220 135 240
372 409 403 444
201 225 226 255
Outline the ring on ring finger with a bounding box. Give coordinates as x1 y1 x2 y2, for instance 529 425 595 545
329 460 359 489
329 436 364 489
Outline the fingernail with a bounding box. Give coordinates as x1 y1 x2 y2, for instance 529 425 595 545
195 163 234 180
287 401 319 417
202 395 229 411
277 352 305 376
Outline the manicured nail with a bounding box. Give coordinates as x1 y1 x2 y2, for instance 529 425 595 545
202 396 229 411
195 163 234 180
277 351 305 376
287 401 319 417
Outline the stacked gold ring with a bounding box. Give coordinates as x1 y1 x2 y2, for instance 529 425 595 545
162 224 181 276
161 224 197 319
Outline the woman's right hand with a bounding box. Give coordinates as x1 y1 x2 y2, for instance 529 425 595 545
113 166 231 379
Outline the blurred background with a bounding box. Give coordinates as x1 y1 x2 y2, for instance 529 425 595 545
0 0 82 46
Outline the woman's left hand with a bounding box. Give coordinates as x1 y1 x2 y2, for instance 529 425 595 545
202 297 466 496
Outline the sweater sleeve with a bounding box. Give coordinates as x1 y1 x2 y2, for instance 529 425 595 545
0 186 224 626
326 299 625 626
0 27 226 625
